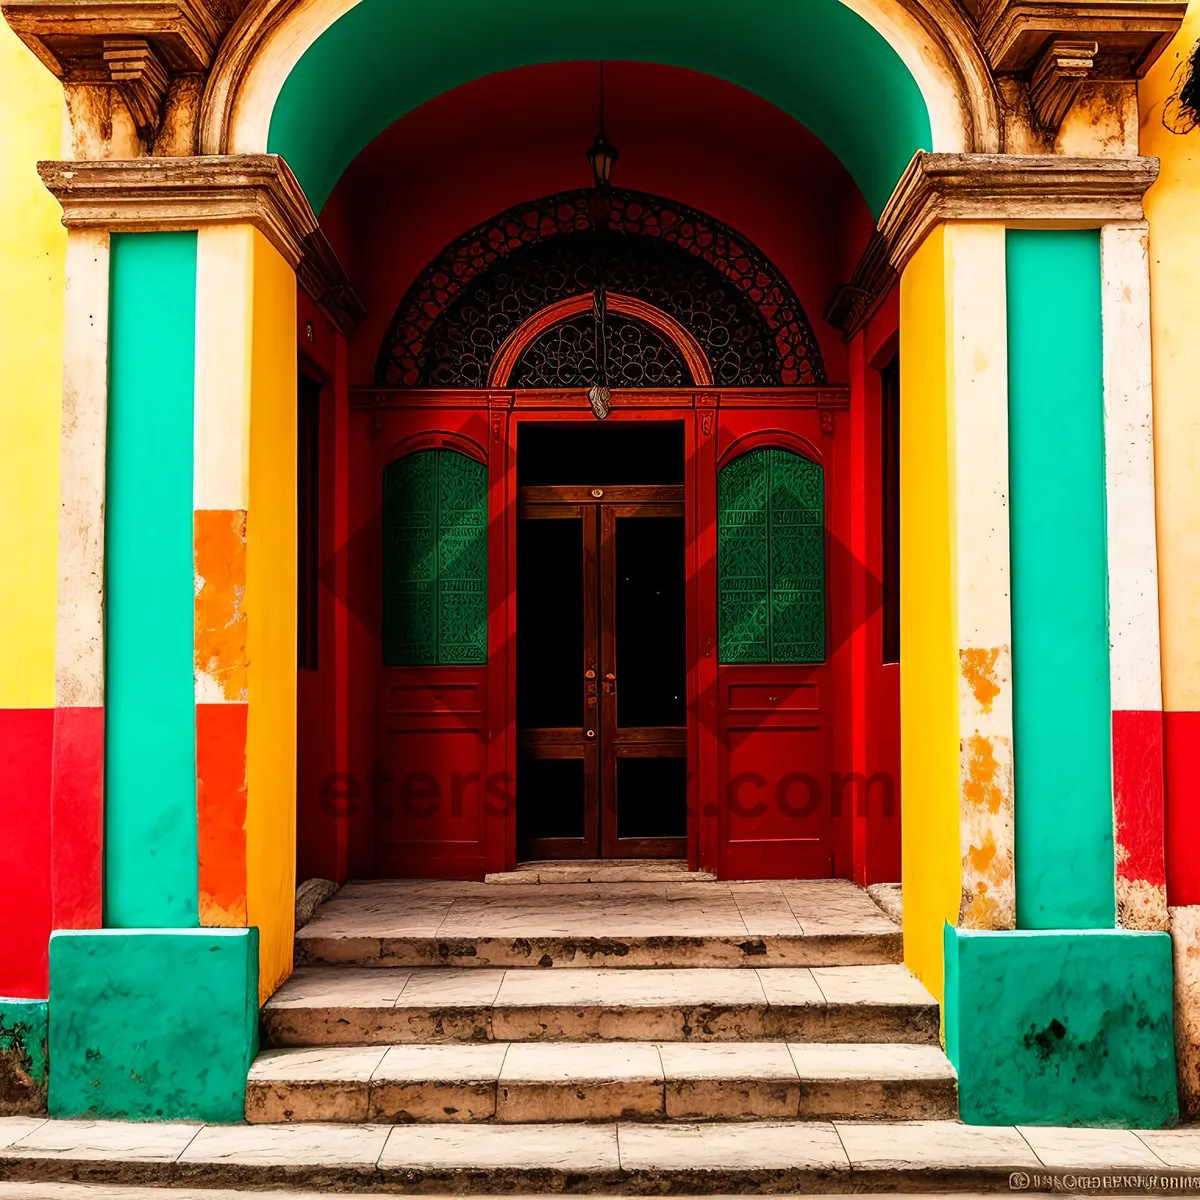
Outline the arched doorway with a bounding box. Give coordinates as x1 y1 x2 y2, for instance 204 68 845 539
334 173 887 879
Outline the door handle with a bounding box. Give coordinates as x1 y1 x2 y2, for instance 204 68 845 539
602 673 617 695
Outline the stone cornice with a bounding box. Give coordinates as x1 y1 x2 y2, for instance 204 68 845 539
37 153 365 334
1 0 220 73
878 151 1159 272
979 0 1185 76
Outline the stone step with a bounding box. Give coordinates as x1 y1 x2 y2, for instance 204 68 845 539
296 928 901 969
0 1115 1179 1193
484 859 718 884
245 1040 957 1124
295 877 902 969
261 964 940 1047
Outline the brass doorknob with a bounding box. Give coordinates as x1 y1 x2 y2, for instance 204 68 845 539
585 669 596 679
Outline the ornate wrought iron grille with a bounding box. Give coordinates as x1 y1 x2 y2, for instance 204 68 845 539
512 312 688 389
376 189 824 388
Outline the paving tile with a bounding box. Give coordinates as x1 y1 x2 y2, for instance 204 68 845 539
367 1044 507 1123
0 1117 47 1150
2 1119 201 1162
249 1046 388 1081
658 1043 800 1120
394 969 506 1006
372 1043 509 1082
180 1122 390 1167
835 1120 1039 1169
787 1042 955 1079
264 967 412 1008
810 964 936 1004
498 1043 663 1121
1135 1128 1200 1168
500 1041 663 1082
730 885 804 934
755 968 824 1005
615 1119 848 1170
494 967 766 1007
1018 1125 1167 1168
245 1049 386 1123
658 1041 798 1079
377 1122 620 1169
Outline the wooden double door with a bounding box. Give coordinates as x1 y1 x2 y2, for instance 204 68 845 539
517 484 687 859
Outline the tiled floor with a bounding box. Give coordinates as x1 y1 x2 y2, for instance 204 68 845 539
297 877 899 941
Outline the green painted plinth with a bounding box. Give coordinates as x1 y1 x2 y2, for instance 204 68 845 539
48 928 258 1121
0 998 48 1114
944 925 1177 1127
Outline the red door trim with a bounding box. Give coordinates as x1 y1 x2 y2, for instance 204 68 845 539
487 294 715 388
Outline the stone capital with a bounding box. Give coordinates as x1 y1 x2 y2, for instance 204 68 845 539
37 153 365 334
878 151 1160 272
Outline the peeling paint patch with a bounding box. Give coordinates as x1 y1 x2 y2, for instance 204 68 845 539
959 731 1015 930
1171 905 1200 1120
960 647 1002 713
1120 877 1170 931
1113 710 1168 931
0 999 48 1115
194 509 248 702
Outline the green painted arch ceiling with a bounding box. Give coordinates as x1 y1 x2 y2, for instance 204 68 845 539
268 0 933 216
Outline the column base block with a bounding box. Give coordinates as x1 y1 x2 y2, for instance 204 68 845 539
944 924 1177 1127
48 927 258 1121
0 998 48 1115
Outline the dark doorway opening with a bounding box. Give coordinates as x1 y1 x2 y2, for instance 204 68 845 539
516 422 687 859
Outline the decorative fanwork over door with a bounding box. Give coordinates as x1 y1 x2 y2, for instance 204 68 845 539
377 188 824 388
382 449 487 665
717 447 825 663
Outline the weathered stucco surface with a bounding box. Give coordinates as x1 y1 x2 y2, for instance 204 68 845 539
49 929 258 1121
945 926 1177 1127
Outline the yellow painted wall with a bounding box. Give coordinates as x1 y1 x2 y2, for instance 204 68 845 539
245 228 298 1001
899 226 963 1004
0 20 64 708
1141 7 1200 714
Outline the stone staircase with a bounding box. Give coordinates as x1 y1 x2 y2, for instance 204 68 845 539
247 875 957 1129
2 879 1187 1190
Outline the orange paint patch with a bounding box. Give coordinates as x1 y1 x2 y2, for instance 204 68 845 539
968 831 997 875
959 647 1002 712
194 509 248 701
197 702 248 927
963 732 1004 815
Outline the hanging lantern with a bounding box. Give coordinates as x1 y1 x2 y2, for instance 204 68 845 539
586 128 619 190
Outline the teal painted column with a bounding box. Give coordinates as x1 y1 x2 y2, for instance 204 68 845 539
1007 228 1114 929
105 232 199 927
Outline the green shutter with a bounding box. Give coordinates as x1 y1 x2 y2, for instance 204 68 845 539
383 449 487 665
718 447 824 664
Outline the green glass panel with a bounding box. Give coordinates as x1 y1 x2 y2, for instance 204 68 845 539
436 450 488 664
717 447 824 664
718 449 769 663
383 449 487 665
768 449 825 663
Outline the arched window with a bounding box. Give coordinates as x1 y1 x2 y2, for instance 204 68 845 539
382 449 487 665
717 447 825 663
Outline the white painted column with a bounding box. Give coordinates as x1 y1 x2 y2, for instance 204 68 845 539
947 223 1016 931
1100 220 1167 932
50 227 110 931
